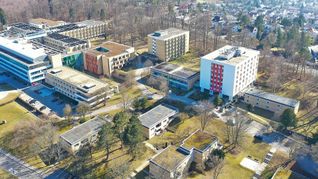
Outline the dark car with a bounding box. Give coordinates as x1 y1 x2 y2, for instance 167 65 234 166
254 135 263 141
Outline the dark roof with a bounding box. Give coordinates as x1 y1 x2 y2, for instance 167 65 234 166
47 33 87 46
11 23 43 32
50 23 82 33
245 89 300 108
139 104 178 128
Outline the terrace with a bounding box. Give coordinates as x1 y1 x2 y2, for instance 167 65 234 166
151 146 188 172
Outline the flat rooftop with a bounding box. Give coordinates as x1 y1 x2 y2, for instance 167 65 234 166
152 63 199 80
76 20 106 26
201 45 260 66
85 41 134 57
139 104 178 128
47 66 108 94
29 18 65 27
10 22 43 33
181 130 218 152
149 28 188 40
151 146 188 172
49 23 82 33
60 116 108 145
245 89 300 108
0 37 48 65
46 33 88 46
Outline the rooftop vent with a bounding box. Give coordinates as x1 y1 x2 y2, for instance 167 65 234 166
218 47 240 60
95 47 109 53
83 83 96 89
51 69 62 74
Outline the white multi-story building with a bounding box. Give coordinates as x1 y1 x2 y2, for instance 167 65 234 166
45 66 118 107
0 37 52 84
200 45 260 100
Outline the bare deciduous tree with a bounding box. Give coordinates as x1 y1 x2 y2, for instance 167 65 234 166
193 100 215 131
225 110 249 147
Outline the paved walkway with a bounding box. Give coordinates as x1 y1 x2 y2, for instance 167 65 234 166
0 149 44 179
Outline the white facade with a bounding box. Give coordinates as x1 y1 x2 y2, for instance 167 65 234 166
0 37 50 83
200 45 260 100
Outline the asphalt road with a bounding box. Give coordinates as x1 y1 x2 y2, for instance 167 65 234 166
0 149 43 179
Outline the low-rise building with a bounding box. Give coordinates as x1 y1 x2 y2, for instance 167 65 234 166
151 63 199 90
60 116 108 154
148 28 189 61
149 130 219 179
200 45 260 100
139 104 178 139
84 41 135 77
243 89 300 118
45 66 118 107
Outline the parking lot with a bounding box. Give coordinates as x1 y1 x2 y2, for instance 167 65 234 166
23 84 77 117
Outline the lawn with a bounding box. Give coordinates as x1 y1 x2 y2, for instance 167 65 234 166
105 86 142 107
148 114 271 179
81 141 155 178
0 92 21 106
0 168 17 179
0 102 37 140
189 135 271 179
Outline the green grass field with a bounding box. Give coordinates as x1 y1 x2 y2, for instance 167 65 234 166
0 102 37 140
149 115 271 179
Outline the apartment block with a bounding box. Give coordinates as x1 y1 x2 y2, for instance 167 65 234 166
200 45 260 100
45 66 118 107
60 116 108 154
139 104 178 139
151 63 199 90
148 28 189 61
244 89 300 118
84 41 135 77
149 130 219 179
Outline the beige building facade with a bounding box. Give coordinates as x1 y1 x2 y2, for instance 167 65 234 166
84 41 135 77
45 66 118 107
244 89 300 118
148 28 189 61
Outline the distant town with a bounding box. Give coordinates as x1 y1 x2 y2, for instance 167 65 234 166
0 0 317 179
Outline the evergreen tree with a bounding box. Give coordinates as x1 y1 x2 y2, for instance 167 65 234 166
123 115 144 159
98 124 115 162
113 111 130 148
0 8 7 25
280 109 297 129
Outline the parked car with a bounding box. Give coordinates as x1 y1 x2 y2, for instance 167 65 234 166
254 135 263 141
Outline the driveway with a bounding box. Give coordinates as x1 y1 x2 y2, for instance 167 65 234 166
0 149 43 179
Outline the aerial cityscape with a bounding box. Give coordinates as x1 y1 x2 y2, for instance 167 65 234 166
0 0 318 178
